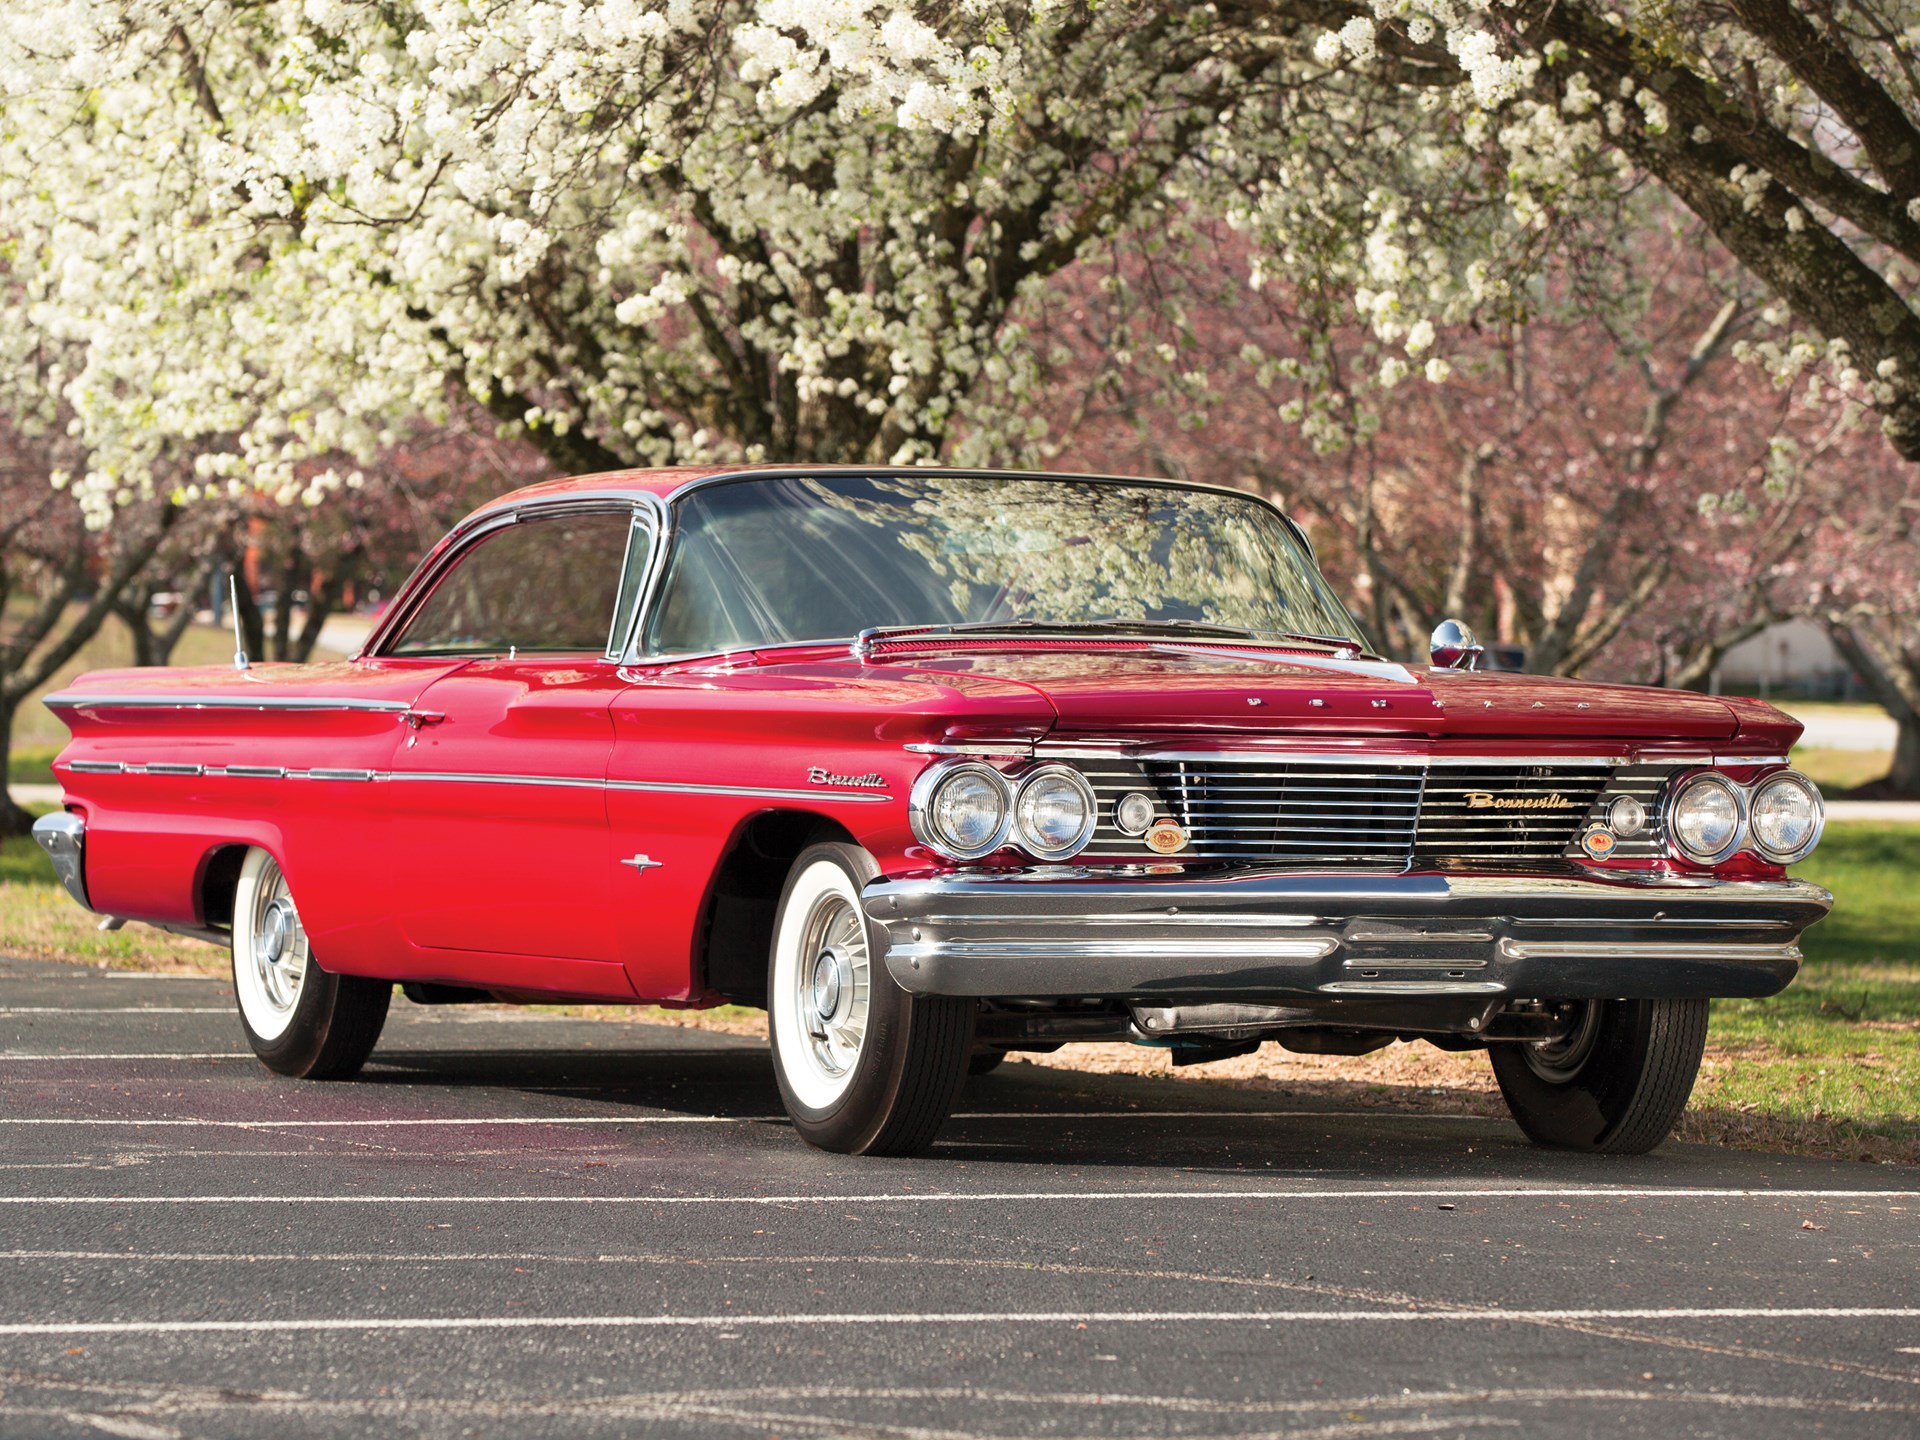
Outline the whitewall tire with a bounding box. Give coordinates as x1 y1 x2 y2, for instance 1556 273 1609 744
767 841 973 1155
231 846 390 1079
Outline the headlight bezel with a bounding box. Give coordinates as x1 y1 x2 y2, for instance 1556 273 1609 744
1668 771 1748 866
909 760 1014 861
1748 769 1825 865
1011 764 1098 861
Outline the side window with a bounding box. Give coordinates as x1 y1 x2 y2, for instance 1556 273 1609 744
388 510 648 657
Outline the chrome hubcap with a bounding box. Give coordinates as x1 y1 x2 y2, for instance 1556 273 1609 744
812 949 847 1021
796 895 870 1081
260 900 293 964
249 861 308 1015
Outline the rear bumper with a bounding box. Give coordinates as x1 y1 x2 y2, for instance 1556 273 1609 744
32 811 91 911
863 867 1830 1003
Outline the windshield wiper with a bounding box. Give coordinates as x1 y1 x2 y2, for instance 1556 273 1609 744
853 619 1373 658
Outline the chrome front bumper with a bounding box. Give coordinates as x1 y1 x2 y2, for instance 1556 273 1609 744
863 868 1830 1003
31 811 91 911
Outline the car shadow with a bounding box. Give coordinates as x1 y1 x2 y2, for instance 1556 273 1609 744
351 1030 1687 1178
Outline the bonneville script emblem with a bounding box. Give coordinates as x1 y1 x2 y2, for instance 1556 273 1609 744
808 766 887 789
1464 791 1575 811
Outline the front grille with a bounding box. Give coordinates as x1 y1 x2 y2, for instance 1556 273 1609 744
1414 764 1611 867
1080 757 1423 867
1073 756 1674 871
1565 763 1672 861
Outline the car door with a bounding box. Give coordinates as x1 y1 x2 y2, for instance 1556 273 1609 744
378 502 655 976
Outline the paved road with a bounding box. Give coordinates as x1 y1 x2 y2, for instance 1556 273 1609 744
1781 705 1898 753
2 953 1916 1439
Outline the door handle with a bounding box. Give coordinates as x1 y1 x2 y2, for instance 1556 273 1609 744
404 710 446 730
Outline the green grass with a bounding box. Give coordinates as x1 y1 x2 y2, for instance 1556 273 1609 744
1790 745 1892 796
0 824 226 971
1777 701 1893 720
6 746 57 786
1675 825 1920 1161
1791 824 1918 967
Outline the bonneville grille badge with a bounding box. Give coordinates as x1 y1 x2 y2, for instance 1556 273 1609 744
1463 791 1577 811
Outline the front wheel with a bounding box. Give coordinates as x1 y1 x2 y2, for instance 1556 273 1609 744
232 847 391 1079
1489 998 1708 1155
767 842 973 1155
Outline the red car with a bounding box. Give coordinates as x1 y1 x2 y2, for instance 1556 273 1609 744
35 466 1830 1155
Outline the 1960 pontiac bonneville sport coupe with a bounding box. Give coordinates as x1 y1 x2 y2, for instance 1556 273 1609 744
35 466 1830 1155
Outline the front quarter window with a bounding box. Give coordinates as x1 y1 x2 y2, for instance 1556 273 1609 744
388 509 647 657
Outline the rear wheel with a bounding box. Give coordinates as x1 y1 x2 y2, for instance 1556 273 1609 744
1489 998 1708 1155
232 847 390 1079
767 842 972 1155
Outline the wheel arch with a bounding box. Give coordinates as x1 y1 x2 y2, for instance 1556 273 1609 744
695 809 856 1007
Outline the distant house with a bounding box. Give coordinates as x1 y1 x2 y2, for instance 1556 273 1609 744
1712 619 1854 700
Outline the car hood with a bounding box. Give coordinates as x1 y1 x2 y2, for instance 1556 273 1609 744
876 644 1750 741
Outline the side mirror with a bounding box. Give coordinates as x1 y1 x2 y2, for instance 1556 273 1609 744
1430 619 1483 671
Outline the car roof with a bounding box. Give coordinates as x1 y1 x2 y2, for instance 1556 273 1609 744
467 463 1250 521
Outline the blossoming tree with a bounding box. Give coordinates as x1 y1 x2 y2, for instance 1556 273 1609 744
4 2 1915 503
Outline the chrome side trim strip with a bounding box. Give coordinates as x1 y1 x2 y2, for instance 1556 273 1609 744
46 761 890 803
611 779 892 804
388 771 605 791
42 693 411 714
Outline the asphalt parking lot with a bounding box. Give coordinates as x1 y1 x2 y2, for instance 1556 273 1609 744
2 952 1917 1439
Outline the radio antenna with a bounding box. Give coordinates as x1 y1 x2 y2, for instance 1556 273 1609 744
229 575 250 672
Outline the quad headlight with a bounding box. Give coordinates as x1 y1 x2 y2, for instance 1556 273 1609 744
1012 765 1097 860
1669 772 1745 865
1749 770 1823 864
910 760 1096 862
1666 768 1824 867
911 761 1012 860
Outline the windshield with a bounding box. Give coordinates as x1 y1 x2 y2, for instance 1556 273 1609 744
644 473 1361 656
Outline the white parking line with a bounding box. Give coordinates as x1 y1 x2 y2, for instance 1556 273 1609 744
1 1306 1917 1339
0 1008 231 1015
0 1116 770 1128
0 1187 1912 1206
0 1110 1490 1127
0 1053 250 1061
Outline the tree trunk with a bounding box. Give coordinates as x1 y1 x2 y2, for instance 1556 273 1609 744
0 700 34 839
1891 718 1920 797
269 549 301 662
1826 622 1920 796
290 553 361 663
229 565 266 661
